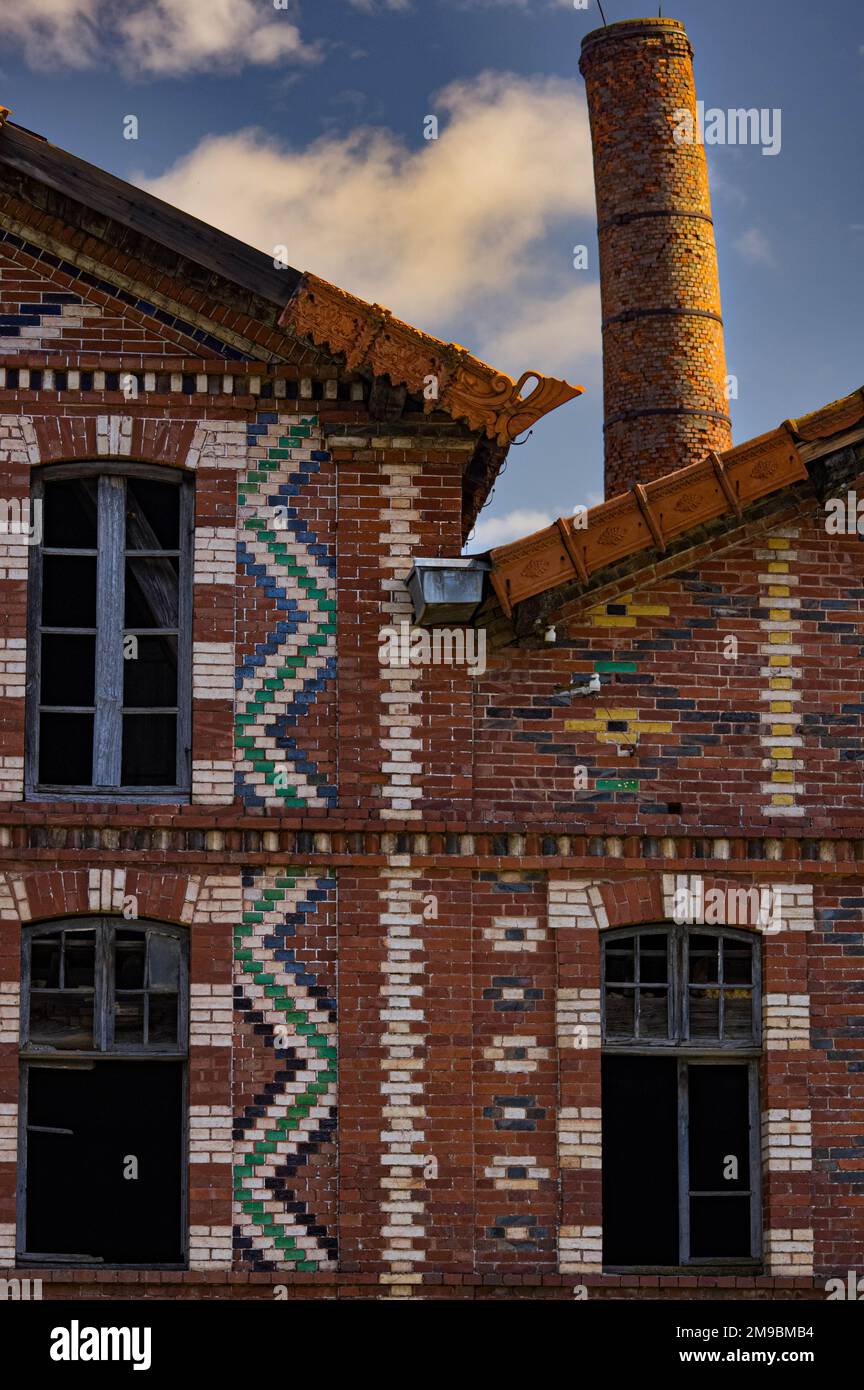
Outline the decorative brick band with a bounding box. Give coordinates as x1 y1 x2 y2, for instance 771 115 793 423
232 869 338 1272
379 867 427 1295
379 463 423 820
757 529 804 816
234 413 337 811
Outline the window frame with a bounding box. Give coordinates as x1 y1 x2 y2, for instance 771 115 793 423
601 923 762 1052
601 923 763 1270
20 917 190 1058
18 917 189 1268
25 462 193 802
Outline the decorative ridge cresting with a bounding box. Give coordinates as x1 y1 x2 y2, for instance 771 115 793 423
490 423 810 616
279 271 583 445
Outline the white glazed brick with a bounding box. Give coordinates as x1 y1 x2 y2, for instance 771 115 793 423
559 1107 602 1170
0 532 28 581
180 876 202 924
0 638 25 699
194 527 236 585
4 875 30 923
189 1106 232 1163
190 984 233 1047
559 1225 603 1274
482 1035 550 1073
0 1104 17 1162
0 757 23 798
762 1109 812 1171
379 869 428 1295
188 1225 233 1270
764 994 810 1051
556 988 601 1050
764 1227 814 1276
0 1223 15 1262
87 867 127 913
0 983 19 1044
192 641 234 700
548 880 609 931
96 415 133 456
185 421 248 471
483 1155 550 1190
483 917 545 953
379 463 423 822
194 874 243 925
0 414 40 465
192 759 234 805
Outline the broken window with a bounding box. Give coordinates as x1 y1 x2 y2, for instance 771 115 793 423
26 465 192 797
601 925 761 1268
19 920 188 1266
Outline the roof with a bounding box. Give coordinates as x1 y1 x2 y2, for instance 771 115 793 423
489 386 864 618
0 108 582 492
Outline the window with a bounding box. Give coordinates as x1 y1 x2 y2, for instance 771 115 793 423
601 924 761 1268
19 919 188 1266
26 465 192 798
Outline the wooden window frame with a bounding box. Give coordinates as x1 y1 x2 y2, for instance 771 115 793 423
602 923 762 1050
602 923 763 1269
25 462 193 803
17 917 189 1268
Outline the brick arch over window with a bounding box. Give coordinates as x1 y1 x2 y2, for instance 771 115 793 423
549 874 792 935
30 417 199 468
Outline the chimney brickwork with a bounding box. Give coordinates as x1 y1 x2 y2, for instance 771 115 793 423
580 17 733 498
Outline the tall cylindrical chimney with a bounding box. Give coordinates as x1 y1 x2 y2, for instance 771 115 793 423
580 17 733 498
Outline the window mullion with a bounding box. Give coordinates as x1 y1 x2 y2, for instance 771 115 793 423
93 476 125 787
678 1057 690 1264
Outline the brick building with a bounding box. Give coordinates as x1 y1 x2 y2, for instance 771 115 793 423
0 16 861 1300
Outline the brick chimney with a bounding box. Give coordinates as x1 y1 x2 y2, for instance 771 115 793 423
580 17 733 498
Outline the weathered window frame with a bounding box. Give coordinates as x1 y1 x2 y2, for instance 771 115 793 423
602 924 763 1269
602 923 762 1049
17 918 189 1268
25 462 193 802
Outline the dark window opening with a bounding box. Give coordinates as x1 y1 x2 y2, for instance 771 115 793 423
601 924 761 1268
26 465 192 798
19 919 188 1267
25 1061 184 1265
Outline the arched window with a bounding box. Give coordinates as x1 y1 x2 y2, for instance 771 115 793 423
26 464 193 799
601 924 761 1269
19 919 188 1266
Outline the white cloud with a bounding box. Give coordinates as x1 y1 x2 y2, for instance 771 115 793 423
734 227 777 268
0 0 319 75
467 508 553 551
142 71 597 379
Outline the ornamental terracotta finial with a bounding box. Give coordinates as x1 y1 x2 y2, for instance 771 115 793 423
279 272 583 443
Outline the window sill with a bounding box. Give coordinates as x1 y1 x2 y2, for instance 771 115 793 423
26 789 191 805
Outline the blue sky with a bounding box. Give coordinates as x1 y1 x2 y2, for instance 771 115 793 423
1 0 862 549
